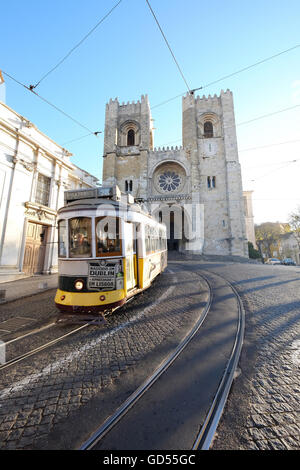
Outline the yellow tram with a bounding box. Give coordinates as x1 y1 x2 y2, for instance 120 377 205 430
55 186 167 316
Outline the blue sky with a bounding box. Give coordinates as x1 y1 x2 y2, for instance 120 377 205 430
1 0 300 223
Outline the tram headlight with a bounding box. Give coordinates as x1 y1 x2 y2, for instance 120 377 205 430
75 280 84 291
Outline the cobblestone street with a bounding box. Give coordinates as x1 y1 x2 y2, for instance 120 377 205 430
190 259 300 450
0 257 300 450
0 266 208 449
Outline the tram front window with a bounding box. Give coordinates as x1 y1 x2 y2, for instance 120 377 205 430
96 217 121 256
69 217 92 258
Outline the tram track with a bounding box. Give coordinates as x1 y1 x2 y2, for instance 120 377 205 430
191 272 245 450
0 279 170 373
0 294 136 372
2 321 56 347
0 263 244 450
78 268 245 451
0 272 173 376
0 322 90 372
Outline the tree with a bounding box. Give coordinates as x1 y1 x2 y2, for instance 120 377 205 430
255 222 289 260
289 206 300 250
248 241 261 259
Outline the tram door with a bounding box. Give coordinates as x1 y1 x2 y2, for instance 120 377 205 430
124 222 137 291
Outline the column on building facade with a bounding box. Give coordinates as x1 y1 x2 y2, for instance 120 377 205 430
221 90 248 256
182 93 203 253
0 101 99 282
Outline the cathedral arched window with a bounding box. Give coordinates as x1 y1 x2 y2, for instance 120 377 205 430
127 129 135 146
204 121 213 138
125 180 133 192
119 121 140 147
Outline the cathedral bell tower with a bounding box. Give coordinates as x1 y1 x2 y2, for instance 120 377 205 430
102 95 154 200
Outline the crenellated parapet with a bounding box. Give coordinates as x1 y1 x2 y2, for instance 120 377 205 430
152 145 184 153
148 146 189 178
103 95 153 156
106 95 151 116
182 89 232 111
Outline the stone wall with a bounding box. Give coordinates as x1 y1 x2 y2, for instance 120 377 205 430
103 90 249 258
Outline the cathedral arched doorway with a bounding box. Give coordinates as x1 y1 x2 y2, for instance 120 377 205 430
168 210 178 251
150 161 192 251
153 204 191 252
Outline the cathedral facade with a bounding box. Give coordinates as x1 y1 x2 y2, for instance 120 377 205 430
102 90 249 257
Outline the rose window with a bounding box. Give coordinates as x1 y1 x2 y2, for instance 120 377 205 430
158 171 181 192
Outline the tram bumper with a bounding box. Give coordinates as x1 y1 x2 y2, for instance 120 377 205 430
54 288 126 313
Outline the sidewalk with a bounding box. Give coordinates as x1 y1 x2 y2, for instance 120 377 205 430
0 274 58 304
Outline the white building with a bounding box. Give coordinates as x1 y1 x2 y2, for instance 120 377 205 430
279 232 300 265
0 101 99 282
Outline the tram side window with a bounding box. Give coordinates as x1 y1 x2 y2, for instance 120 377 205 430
159 228 166 251
153 227 159 252
58 219 67 257
145 225 151 255
69 217 92 258
96 217 121 256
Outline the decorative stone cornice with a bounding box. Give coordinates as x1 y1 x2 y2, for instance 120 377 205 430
24 201 56 223
19 158 35 172
147 194 192 202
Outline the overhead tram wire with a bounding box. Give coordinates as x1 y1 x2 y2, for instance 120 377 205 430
145 0 191 93
239 138 300 153
151 43 300 109
237 103 300 127
62 131 102 146
2 70 102 140
158 136 300 156
155 102 300 149
248 158 300 183
30 0 123 90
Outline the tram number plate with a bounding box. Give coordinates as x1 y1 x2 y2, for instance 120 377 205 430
89 279 115 289
88 265 115 290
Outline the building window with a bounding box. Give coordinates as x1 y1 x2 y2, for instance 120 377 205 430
204 121 213 138
207 176 216 189
127 129 135 146
35 173 51 206
125 180 133 192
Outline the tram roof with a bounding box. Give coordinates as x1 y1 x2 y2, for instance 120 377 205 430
59 186 150 218
59 197 143 213
59 185 165 226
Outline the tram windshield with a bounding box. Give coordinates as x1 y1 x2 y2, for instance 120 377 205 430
69 217 92 258
95 216 121 257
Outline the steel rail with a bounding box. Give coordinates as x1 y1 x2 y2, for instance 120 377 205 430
79 268 245 451
0 323 90 372
3 322 56 347
0 279 160 372
192 271 245 450
79 274 213 450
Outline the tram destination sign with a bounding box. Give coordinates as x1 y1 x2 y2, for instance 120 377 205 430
64 186 121 204
88 262 116 290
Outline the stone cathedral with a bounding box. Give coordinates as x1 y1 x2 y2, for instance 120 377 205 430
102 90 249 257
